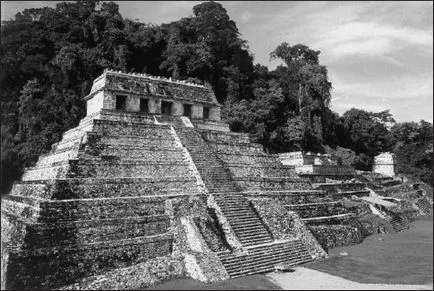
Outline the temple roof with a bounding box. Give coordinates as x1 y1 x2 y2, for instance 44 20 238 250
84 69 219 105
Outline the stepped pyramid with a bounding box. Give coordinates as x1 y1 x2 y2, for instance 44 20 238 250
1 70 326 289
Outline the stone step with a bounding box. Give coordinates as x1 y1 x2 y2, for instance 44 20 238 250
228 257 312 278
23 216 170 248
227 217 265 224
236 236 272 244
236 232 272 239
416 199 432 214
219 204 254 210
223 211 260 217
233 230 272 239
237 235 272 243
222 247 310 267
215 197 249 202
236 235 272 243
231 230 270 238
222 211 260 218
217 242 304 259
238 236 273 242
234 228 271 235
218 241 313 278
219 205 253 211
224 217 262 223
230 222 269 229
228 219 266 226
239 239 274 247
229 222 268 229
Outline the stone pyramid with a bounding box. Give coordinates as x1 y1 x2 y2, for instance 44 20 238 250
1 70 326 289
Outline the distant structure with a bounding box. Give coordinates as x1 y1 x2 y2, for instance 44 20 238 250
373 152 395 177
279 151 356 182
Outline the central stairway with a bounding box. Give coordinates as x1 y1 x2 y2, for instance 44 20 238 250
217 240 312 278
175 126 313 276
212 193 272 246
175 127 273 246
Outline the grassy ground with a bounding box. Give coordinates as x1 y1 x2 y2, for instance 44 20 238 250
305 213 433 285
146 275 281 290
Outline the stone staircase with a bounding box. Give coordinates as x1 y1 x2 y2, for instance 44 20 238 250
212 193 273 246
175 126 315 275
385 215 410 232
217 240 313 278
415 197 432 214
175 127 273 247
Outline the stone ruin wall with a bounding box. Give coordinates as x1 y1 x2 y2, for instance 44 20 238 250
373 152 395 177
200 131 311 192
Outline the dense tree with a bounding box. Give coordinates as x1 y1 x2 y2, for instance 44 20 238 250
159 1 254 103
1 1 131 193
390 121 433 185
269 43 332 149
339 108 394 170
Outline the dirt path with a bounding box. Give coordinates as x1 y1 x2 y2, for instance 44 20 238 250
266 267 433 290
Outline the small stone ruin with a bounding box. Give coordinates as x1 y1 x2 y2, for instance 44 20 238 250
279 151 356 182
372 152 396 178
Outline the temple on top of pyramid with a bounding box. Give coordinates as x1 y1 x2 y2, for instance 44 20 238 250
83 70 229 131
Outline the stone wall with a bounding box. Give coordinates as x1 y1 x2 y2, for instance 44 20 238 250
192 120 230 132
308 220 365 251
295 165 355 175
86 91 104 116
199 130 310 192
373 152 395 177
249 198 327 259
5 234 173 289
167 196 229 283
58 256 185 290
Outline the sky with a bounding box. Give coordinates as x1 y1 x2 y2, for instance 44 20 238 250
1 1 433 123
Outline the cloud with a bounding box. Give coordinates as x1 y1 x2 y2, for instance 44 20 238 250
333 72 433 101
317 21 433 60
241 11 252 22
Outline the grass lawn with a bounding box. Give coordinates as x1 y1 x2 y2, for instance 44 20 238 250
146 275 281 290
305 213 433 285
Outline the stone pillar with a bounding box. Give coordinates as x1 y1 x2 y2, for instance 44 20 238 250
103 91 116 110
192 104 203 119
209 106 221 121
126 95 140 112
149 98 161 114
172 102 183 116
86 91 104 116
